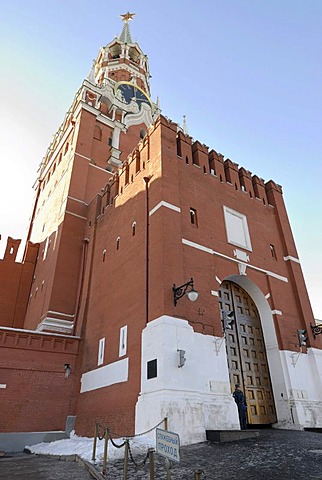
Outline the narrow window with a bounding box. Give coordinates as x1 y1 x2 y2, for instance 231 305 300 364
94 125 102 141
147 359 157 379
116 237 120 250
102 249 106 262
176 136 182 157
190 208 198 226
98 338 105 366
140 129 147 139
185 156 189 164
125 163 129 185
269 244 277 259
132 222 136 236
64 142 69 154
108 136 113 146
119 326 128 357
41 281 45 291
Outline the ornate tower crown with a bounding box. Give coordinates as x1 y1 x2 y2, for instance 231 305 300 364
89 12 151 97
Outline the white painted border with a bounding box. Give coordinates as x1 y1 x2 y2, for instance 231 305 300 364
182 238 288 283
284 255 300 264
80 357 129 393
223 206 252 251
149 201 181 217
98 338 105 366
119 326 128 357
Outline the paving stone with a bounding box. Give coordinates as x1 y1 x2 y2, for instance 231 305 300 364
1 430 322 479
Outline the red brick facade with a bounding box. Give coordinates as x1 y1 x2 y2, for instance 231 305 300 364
1 17 321 440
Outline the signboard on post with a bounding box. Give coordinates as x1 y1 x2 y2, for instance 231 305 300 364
156 428 180 463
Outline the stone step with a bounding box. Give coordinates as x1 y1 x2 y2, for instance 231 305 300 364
206 430 260 443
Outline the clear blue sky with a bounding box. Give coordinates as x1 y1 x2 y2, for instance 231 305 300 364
0 0 321 319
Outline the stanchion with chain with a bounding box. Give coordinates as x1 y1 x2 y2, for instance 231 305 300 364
148 448 155 480
102 427 109 476
92 423 98 461
123 440 129 480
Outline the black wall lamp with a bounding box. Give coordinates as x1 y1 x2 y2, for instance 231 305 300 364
173 278 199 306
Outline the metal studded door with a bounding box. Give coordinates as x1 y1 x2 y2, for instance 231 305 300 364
219 281 277 425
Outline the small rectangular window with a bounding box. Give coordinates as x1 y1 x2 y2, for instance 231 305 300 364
119 326 128 357
147 359 157 379
190 208 198 226
98 338 105 366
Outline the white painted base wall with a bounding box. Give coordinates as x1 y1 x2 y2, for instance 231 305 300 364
135 316 239 445
135 315 322 445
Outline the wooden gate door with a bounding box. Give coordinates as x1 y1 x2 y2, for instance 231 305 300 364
219 281 277 425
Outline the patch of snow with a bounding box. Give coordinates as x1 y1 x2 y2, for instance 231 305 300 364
26 430 155 463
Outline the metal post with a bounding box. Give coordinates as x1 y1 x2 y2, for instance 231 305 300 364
148 448 155 480
165 458 172 480
194 470 203 479
123 440 129 480
102 428 109 476
164 417 168 431
92 423 98 461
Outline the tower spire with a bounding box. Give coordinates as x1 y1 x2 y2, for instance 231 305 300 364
119 12 135 44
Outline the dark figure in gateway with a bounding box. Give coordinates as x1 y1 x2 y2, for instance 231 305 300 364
233 383 248 430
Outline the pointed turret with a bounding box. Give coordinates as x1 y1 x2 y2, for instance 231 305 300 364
119 12 135 44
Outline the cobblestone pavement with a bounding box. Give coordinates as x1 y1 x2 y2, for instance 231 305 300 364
95 429 322 480
0 454 93 480
1 430 322 479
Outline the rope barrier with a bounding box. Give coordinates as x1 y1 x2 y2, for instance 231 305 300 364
109 417 167 439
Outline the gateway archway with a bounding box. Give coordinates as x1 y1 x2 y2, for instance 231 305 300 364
219 280 277 425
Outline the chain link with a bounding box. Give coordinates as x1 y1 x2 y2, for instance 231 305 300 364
127 440 150 468
108 434 126 449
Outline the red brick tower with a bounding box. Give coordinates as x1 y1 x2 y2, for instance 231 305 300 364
1 13 322 448
23 12 158 334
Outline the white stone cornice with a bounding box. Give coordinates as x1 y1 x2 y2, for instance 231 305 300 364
0 325 80 339
36 318 74 334
39 123 74 179
182 238 288 283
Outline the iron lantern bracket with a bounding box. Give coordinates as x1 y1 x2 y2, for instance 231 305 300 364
173 278 194 306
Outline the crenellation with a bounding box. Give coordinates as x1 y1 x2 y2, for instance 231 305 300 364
192 141 209 171
239 167 255 197
176 130 192 162
265 180 283 207
224 158 240 188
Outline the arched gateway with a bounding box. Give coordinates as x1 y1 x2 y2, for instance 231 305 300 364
219 280 277 425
